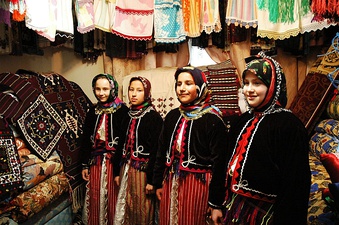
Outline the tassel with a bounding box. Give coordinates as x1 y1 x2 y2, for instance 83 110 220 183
319 0 327 14
12 10 25 22
71 182 86 213
301 0 310 15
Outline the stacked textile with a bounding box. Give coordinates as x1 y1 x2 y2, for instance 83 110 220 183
0 71 92 224
205 60 241 116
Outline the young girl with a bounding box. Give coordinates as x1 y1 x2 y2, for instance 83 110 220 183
81 74 129 225
114 76 163 225
153 67 228 225
217 52 311 225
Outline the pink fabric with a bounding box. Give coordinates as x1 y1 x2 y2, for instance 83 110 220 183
112 0 154 41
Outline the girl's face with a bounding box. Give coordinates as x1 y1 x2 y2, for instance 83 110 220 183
94 78 111 103
242 71 268 108
128 80 145 106
176 72 198 104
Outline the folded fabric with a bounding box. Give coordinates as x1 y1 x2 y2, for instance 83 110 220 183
21 151 64 190
320 153 339 183
309 132 339 156
315 119 339 138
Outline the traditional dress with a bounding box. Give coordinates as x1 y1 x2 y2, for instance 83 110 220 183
115 76 163 225
223 52 311 225
153 67 228 225
81 74 129 225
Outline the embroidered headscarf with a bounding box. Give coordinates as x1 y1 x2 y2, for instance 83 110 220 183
128 76 154 118
242 51 287 114
174 66 221 119
92 73 124 112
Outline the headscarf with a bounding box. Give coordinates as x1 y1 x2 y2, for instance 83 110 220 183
128 76 154 117
174 66 221 119
174 66 211 106
242 51 287 114
92 73 124 112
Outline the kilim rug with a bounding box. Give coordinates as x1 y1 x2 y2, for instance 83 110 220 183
0 73 40 124
15 70 92 211
205 60 241 116
289 43 339 135
17 94 67 160
0 129 23 201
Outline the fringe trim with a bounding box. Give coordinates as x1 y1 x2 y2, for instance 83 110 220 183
71 182 86 213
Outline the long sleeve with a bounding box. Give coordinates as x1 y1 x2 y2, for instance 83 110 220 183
207 115 228 208
80 107 96 167
272 113 311 225
145 111 163 185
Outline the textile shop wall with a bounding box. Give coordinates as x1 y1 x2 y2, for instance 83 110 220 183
0 46 103 103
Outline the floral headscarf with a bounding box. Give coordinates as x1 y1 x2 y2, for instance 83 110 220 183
174 66 221 119
92 73 124 112
242 51 287 114
174 66 211 106
128 76 154 117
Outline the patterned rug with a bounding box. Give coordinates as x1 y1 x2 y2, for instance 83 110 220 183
17 94 67 160
205 60 241 116
289 43 339 135
12 70 92 211
0 72 40 124
0 129 23 201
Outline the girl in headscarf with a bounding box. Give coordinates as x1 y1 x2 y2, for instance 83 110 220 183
81 74 129 225
114 76 163 225
153 67 228 225
218 52 311 225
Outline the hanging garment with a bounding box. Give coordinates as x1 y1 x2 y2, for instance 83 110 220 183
112 0 154 41
74 0 95 34
153 0 186 44
257 0 336 40
94 0 116 32
225 0 258 28
200 0 221 34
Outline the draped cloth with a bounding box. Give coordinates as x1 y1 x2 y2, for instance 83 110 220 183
94 0 116 32
225 0 258 28
257 0 337 40
112 0 154 41
154 0 186 44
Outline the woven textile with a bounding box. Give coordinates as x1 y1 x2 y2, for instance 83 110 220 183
289 43 339 134
289 72 337 135
16 71 92 194
206 60 241 116
0 73 40 123
0 130 23 199
18 94 67 160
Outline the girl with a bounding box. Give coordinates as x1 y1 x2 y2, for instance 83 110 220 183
218 52 311 225
81 74 129 225
153 67 228 225
115 76 163 225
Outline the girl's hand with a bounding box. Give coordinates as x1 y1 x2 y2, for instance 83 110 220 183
82 169 89 181
156 188 163 200
211 208 223 225
114 176 120 186
145 184 154 194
